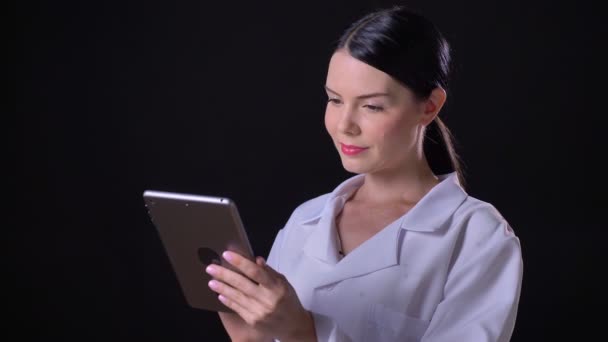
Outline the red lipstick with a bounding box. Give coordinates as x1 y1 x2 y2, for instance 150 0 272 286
340 143 368 156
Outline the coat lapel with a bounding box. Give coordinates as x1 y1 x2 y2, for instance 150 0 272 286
301 174 365 265
298 172 468 288
302 196 343 264
313 220 402 287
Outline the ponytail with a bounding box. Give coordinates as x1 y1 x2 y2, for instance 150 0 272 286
424 117 466 188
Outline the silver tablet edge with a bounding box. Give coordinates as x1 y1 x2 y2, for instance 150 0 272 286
143 190 232 205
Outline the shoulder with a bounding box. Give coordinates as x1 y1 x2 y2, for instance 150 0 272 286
454 195 509 227
452 196 520 252
441 196 523 297
275 192 332 250
454 196 507 227
284 193 332 226
447 195 521 266
266 193 331 269
285 174 365 223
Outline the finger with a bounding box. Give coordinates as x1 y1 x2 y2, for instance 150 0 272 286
255 257 283 281
223 251 273 285
206 264 261 299
252 258 291 300
217 294 256 325
257 259 284 280
252 256 287 289
206 265 278 309
210 281 269 326
208 279 260 314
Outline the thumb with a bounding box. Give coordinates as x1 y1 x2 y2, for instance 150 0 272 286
256 256 267 266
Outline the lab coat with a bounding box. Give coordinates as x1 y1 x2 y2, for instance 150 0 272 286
266 172 523 342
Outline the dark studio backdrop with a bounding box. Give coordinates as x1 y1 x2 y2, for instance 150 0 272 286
15 0 605 341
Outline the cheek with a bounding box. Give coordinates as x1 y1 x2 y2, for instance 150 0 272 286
324 108 336 136
376 117 417 147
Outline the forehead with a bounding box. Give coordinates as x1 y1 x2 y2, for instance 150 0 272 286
326 50 397 94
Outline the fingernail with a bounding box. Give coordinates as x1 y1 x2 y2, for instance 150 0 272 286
206 265 216 275
218 294 227 302
208 280 219 289
222 251 233 261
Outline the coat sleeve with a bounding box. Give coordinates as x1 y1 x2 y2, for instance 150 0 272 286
422 219 523 342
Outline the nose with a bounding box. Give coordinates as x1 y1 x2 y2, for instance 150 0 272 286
337 106 360 136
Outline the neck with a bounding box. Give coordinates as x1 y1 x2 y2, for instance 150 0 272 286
354 156 439 205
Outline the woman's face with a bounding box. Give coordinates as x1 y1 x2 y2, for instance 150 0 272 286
324 50 434 175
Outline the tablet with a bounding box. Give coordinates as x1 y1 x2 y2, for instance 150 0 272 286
143 190 254 312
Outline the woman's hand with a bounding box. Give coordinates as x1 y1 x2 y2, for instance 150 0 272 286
206 251 316 342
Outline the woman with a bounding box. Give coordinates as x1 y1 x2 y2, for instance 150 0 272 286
205 5 523 341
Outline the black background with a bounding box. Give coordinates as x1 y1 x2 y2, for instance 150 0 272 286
15 0 605 340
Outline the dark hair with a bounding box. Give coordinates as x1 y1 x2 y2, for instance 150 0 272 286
334 5 466 187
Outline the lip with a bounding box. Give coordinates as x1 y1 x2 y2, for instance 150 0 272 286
340 143 368 156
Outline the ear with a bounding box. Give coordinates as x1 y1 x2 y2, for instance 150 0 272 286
419 87 447 126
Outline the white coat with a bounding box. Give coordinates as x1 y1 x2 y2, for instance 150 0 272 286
266 172 523 342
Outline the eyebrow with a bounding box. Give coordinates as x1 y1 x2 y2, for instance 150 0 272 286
325 86 391 100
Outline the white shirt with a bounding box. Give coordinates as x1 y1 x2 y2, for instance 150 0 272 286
266 172 523 342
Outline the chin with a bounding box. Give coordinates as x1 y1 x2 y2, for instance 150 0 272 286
340 159 370 174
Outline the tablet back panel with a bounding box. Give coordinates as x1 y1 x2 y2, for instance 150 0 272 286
143 191 253 312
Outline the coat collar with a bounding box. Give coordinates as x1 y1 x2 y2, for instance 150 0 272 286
299 172 468 286
298 171 467 230
297 174 365 226
399 171 468 232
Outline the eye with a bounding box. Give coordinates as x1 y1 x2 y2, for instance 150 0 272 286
327 98 342 105
364 104 384 112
